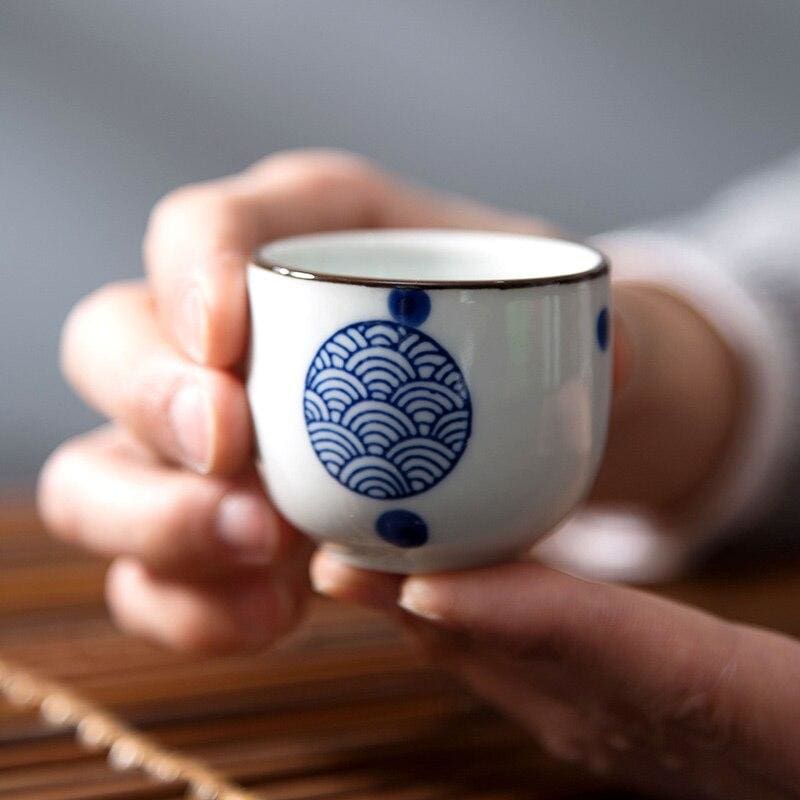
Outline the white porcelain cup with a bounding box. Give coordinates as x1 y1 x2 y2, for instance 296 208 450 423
247 230 611 573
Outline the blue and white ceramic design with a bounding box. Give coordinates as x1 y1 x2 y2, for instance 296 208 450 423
247 230 611 574
303 318 472 500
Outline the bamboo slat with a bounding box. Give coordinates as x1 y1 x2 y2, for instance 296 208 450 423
1 497 798 799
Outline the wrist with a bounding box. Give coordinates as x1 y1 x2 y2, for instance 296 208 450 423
592 282 743 516
590 228 795 554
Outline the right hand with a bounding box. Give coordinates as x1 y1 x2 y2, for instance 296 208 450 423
37 149 555 653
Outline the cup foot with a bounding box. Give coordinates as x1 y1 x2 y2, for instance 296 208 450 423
325 542 526 575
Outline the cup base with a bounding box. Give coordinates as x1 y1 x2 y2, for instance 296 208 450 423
324 541 528 575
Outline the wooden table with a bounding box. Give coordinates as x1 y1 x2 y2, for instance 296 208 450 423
1 497 799 799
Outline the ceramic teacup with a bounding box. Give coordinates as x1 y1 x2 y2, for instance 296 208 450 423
247 230 611 573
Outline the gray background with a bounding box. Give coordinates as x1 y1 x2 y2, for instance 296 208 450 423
2 0 799 482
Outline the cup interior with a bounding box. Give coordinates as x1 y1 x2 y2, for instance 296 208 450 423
254 229 605 286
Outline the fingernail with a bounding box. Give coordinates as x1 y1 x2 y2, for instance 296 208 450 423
398 579 442 621
309 557 338 596
177 285 209 363
309 549 355 599
310 549 404 609
169 382 212 472
215 491 275 564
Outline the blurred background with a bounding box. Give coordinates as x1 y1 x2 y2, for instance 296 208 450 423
2 0 800 483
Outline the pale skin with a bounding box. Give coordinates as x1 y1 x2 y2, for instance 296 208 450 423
38 150 800 797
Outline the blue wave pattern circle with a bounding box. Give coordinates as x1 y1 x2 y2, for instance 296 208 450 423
304 321 472 499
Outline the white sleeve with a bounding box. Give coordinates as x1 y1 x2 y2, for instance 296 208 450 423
538 152 800 580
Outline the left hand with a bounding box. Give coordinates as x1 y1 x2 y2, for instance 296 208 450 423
311 554 800 799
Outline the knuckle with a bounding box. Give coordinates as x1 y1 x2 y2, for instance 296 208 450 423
36 441 80 539
146 186 199 239
137 482 221 566
661 628 740 753
130 366 245 476
127 367 179 439
36 428 120 545
144 185 243 258
104 563 230 654
251 148 380 192
126 367 215 461
60 281 140 384
169 610 237 654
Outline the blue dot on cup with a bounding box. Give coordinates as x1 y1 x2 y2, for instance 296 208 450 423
375 509 428 548
596 306 609 352
388 288 431 327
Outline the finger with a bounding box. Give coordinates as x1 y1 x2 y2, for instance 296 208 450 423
310 551 637 665
396 562 739 678
61 281 249 474
591 283 741 514
144 148 558 368
309 550 582 750
310 547 402 609
402 562 800 794
38 425 308 576
105 557 308 653
310 551 641 774
443 643 598 768
393 565 742 763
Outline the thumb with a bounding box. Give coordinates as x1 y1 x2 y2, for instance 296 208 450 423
397 562 748 752
594 282 741 514
396 563 800 795
396 562 731 665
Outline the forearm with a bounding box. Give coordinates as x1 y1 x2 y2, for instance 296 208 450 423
591 283 742 516
593 151 800 550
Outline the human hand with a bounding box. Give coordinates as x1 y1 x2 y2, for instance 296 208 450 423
311 556 800 799
36 149 557 652
38 148 741 652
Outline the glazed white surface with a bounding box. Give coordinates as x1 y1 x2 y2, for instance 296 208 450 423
247 235 610 573
258 229 604 282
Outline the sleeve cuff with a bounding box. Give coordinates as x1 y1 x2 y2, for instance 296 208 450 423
590 229 795 557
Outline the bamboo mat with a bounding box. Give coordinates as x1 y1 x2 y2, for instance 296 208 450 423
1 497 799 799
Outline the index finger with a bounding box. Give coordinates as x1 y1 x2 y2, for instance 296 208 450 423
143 150 392 368
144 148 554 369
